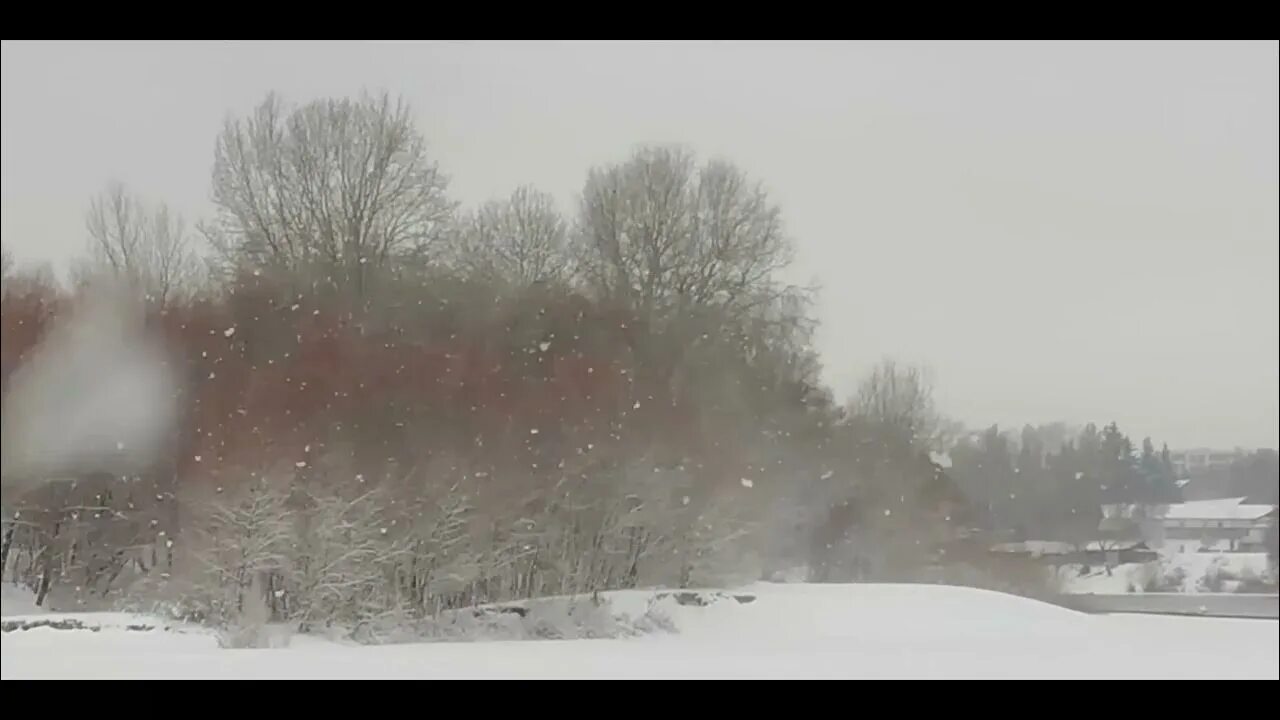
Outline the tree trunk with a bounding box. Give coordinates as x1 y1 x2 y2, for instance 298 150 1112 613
35 551 54 607
0 527 14 578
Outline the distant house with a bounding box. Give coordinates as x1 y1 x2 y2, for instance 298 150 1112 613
1159 498 1277 552
1101 497 1278 553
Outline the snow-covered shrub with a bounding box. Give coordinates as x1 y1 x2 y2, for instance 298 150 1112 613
1151 564 1187 592
632 604 678 635
287 485 406 631
160 478 294 630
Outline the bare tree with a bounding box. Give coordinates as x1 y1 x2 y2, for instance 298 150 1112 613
849 359 940 451
207 92 455 298
448 186 569 287
82 181 198 308
575 146 794 323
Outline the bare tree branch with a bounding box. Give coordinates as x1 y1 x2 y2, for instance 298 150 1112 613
81 182 199 308
210 92 456 299
448 186 569 288
574 146 794 325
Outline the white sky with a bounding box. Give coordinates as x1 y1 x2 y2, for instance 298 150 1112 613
2 40 1277 449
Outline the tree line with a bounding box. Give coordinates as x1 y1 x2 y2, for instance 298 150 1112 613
948 423 1182 544
0 91 1209 635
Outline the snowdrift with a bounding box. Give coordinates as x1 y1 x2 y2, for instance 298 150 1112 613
4 582 1277 679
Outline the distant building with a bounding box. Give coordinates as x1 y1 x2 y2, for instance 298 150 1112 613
1168 448 1247 477
1159 497 1277 552
1101 497 1278 553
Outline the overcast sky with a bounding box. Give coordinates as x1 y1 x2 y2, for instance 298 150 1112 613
2 40 1277 450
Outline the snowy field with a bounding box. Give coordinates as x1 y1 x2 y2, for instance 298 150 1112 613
3 583 1277 679
1059 551 1273 594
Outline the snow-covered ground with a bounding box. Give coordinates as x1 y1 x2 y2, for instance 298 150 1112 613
4 582 1276 679
0 584 44 616
1058 552 1274 594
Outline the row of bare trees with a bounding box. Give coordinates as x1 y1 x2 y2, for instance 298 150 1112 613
75 95 799 321
2 91 979 636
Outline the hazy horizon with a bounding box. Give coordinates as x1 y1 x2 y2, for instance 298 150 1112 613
3 40 1277 449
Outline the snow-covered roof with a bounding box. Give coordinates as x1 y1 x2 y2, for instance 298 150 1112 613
1161 497 1276 521
989 541 1075 556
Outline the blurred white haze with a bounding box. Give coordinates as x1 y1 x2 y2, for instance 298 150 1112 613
0 277 178 489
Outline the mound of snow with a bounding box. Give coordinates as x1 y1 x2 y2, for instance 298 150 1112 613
3 583 1276 679
645 582 1092 642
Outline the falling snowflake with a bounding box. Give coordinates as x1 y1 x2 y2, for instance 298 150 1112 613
740 478 754 488
194 455 202 463
682 496 691 506
538 341 551 352
530 428 540 435
884 509 892 517
295 461 308 469
223 327 236 338
633 401 641 409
